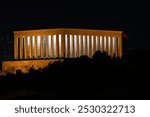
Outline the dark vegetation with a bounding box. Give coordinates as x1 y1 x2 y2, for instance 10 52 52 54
0 49 150 100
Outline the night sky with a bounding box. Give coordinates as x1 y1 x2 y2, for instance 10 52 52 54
0 0 150 60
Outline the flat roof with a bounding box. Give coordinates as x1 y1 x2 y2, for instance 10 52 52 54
14 28 123 34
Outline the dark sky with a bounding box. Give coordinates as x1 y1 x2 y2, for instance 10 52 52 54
0 0 150 50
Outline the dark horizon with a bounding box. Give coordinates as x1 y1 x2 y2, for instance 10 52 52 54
0 50 150 99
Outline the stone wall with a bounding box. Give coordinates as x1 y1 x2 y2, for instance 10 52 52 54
2 59 63 74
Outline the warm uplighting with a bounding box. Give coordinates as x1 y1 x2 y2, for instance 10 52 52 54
2 28 123 74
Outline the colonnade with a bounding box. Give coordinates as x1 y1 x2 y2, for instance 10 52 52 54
14 28 122 59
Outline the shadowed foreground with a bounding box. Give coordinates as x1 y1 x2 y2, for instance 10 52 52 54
0 49 150 100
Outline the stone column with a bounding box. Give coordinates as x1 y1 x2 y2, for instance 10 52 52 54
73 35 77 58
100 36 104 52
104 36 107 52
90 35 94 58
72 35 74 58
67 35 70 58
69 35 73 58
30 36 32 58
96 36 99 52
47 36 50 57
78 35 81 57
106 36 108 54
49 35 53 58
24 37 27 59
61 34 65 58
89 35 91 57
118 35 122 58
107 36 110 56
99 36 102 52
73 35 76 58
112 37 115 57
80 35 83 56
19 37 23 59
14 34 18 59
84 35 86 56
55 35 58 58
20 37 24 59
34 36 37 58
82 35 86 55
40 36 43 58
109 36 112 57
115 37 118 57
53 35 56 58
46 36 49 58
94 36 96 54
76 35 79 57
36 36 40 58
58 34 61 58
32 36 35 58
26 37 29 58
86 35 89 57
73 35 75 58
27 36 29 58
92 35 94 56
65 35 67 58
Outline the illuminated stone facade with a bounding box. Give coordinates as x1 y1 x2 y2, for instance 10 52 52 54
2 28 123 74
